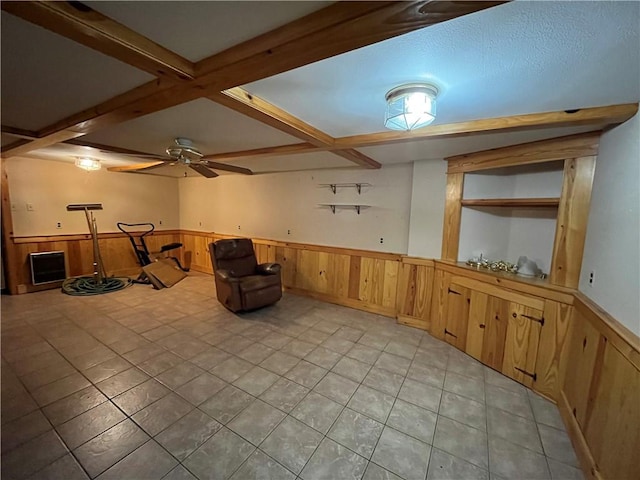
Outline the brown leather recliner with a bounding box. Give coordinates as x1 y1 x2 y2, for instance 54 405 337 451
209 238 282 312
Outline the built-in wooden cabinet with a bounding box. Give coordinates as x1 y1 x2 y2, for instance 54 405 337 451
429 260 575 399
442 132 598 289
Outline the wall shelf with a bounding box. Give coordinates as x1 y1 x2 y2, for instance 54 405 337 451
319 183 372 194
461 197 560 208
319 204 370 214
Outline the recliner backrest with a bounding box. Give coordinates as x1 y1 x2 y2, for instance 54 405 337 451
211 238 257 277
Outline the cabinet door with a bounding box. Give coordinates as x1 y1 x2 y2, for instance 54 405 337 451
481 296 510 371
443 283 470 350
502 303 544 388
466 290 488 361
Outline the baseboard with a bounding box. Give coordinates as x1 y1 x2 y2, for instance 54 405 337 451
284 286 396 318
396 313 429 330
557 390 602 480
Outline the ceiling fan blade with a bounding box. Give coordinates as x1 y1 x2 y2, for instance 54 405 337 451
202 160 253 175
113 152 167 160
107 161 167 172
64 139 167 160
189 163 218 178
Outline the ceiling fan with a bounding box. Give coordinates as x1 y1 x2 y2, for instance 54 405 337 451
98 138 253 178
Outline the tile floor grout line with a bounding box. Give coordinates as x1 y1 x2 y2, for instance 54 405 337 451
2 282 580 480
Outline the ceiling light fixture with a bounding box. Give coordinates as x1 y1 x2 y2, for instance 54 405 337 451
75 157 101 171
384 83 438 131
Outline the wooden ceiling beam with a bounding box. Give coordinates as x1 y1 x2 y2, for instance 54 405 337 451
196 103 638 165
1 130 86 157
2 1 194 82
210 88 381 168
202 143 319 161
1 126 37 140
193 1 506 91
211 88 334 146
2 1 505 160
332 103 639 149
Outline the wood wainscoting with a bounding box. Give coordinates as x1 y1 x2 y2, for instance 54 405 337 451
4 229 640 480
558 292 640 480
9 230 182 293
180 230 402 317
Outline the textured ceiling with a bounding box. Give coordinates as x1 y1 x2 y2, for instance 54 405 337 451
245 1 640 136
0 12 153 131
88 1 331 62
1 1 639 175
81 98 300 156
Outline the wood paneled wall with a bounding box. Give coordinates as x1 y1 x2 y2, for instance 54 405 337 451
5 229 640 480
558 293 640 480
180 231 402 317
9 231 181 293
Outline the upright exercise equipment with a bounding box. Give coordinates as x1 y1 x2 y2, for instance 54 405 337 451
117 222 188 284
62 204 131 295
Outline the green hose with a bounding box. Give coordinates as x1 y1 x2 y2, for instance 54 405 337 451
61 276 133 296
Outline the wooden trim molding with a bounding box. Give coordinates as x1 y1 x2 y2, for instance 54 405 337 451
549 156 597 288
335 105 636 150
440 173 464 261
12 229 182 244
1 159 19 294
446 131 601 173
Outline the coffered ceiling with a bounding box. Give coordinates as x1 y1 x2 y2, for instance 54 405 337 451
1 1 638 177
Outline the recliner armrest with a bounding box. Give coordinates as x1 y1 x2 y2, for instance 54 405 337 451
256 263 281 275
215 269 241 282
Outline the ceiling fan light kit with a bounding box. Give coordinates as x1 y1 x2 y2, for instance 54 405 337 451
75 157 101 171
165 137 203 162
384 83 438 131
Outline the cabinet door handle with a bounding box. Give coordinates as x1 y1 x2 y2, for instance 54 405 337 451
479 324 486 329
448 288 461 295
514 367 537 381
444 328 458 338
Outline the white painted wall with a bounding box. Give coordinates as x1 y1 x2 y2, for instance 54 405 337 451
407 160 447 258
458 166 562 272
459 208 510 262
580 114 640 335
179 164 413 253
7 157 180 236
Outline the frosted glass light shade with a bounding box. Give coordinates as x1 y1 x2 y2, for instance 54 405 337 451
384 84 438 131
75 157 101 171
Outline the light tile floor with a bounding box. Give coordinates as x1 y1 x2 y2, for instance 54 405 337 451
1 273 584 480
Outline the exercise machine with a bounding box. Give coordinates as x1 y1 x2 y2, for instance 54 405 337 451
63 204 131 295
117 222 189 284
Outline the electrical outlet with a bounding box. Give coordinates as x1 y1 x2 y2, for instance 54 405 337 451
159 220 162 225
287 229 291 235
238 225 241 230
11 203 17 211
380 237 384 244
588 270 595 287
26 203 34 211
56 222 62 229
198 221 202 227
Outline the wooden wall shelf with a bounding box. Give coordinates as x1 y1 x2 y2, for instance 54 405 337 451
461 197 560 207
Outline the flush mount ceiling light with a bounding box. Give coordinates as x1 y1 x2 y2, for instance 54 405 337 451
75 157 101 171
384 83 438 131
